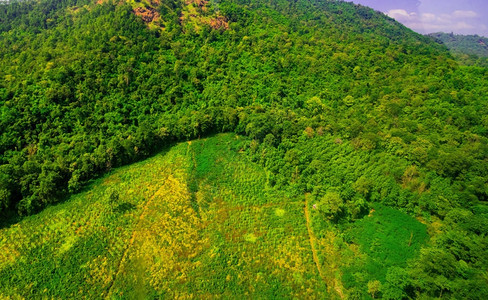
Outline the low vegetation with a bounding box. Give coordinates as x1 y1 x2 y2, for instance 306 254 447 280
2 134 479 298
1 0 487 297
0 135 325 298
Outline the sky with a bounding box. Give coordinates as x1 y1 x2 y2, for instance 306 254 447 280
350 0 488 37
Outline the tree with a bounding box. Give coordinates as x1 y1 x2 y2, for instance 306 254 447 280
317 191 343 220
108 188 119 211
382 267 408 300
0 165 13 213
353 176 372 198
367 280 381 299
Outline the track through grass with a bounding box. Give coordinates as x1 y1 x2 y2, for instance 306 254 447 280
304 194 324 281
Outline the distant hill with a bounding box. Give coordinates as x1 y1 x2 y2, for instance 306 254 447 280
428 32 488 66
428 32 488 57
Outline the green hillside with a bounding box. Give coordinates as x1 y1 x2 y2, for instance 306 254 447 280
0 0 488 298
428 32 488 57
0 134 321 298
428 32 488 66
0 134 429 298
2 0 485 216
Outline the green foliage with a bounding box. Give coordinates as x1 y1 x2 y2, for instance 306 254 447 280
342 205 428 297
367 280 381 299
382 267 409 300
0 0 487 297
428 32 488 66
0 134 327 298
317 190 343 220
1 0 487 217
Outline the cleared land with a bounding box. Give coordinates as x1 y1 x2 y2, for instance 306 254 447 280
0 134 426 298
0 134 325 298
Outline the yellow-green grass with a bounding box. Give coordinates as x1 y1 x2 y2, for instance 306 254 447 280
0 134 328 298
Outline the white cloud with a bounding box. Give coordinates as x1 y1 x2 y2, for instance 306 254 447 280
387 8 481 34
437 14 453 24
452 10 478 19
420 13 437 23
454 22 475 30
387 9 417 22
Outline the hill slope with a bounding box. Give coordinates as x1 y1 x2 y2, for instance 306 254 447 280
2 0 486 216
428 32 488 66
0 134 431 298
0 0 488 298
429 32 488 57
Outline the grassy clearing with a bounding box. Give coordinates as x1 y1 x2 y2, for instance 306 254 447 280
0 134 326 298
0 134 428 298
341 204 428 295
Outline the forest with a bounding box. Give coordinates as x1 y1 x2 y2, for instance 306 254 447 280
428 32 488 67
1 0 488 298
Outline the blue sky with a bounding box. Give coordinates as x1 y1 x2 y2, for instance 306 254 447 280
350 0 488 36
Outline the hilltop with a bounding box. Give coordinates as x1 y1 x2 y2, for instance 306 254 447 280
1 0 488 298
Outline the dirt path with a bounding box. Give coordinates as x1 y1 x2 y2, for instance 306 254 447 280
304 196 325 280
304 195 345 299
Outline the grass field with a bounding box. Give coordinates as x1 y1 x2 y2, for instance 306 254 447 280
341 204 428 296
0 134 326 298
0 134 428 298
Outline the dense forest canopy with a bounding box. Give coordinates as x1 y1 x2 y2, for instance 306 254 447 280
428 32 488 67
429 32 488 57
0 0 488 298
